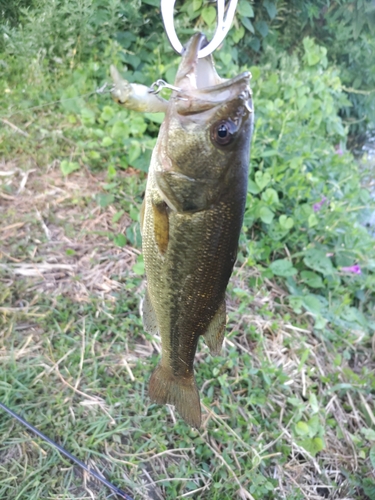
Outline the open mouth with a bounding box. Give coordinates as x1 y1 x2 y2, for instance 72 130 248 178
175 32 250 92
173 33 251 116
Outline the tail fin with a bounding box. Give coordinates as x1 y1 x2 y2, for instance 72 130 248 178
149 364 201 428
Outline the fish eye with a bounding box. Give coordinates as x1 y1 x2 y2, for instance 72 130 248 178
211 119 236 146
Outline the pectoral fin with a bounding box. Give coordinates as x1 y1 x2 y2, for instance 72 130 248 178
141 287 158 335
203 300 227 355
152 200 169 254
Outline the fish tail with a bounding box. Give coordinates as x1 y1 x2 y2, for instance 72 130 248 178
149 364 201 428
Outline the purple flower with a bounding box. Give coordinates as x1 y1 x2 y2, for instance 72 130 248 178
341 265 362 275
335 145 343 156
313 196 327 212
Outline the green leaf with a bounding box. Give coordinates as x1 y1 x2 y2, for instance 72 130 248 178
269 259 297 277
80 107 96 126
112 210 124 223
289 296 303 314
240 16 254 33
238 0 254 18
298 349 310 369
129 114 147 135
114 233 127 247
100 106 115 121
255 20 269 38
219 51 232 66
300 437 325 456
303 38 322 66
340 306 367 327
201 5 216 25
107 164 116 178
261 188 279 206
279 215 294 229
301 271 323 288
131 147 152 172
60 160 80 177
309 393 319 414
111 121 130 139
314 314 328 330
248 179 260 194
193 0 202 11
96 193 115 208
307 415 321 437
259 206 274 224
362 478 375 500
165 66 178 84
133 255 145 275
261 150 279 157
360 189 371 203
144 112 164 124
249 65 261 80
255 170 271 191
302 294 322 314
127 141 141 164
263 0 277 19
87 150 100 160
267 222 289 241
308 213 318 227
362 428 375 441
249 36 260 51
295 421 309 436
297 95 307 111
102 136 113 147
303 249 334 276
232 25 245 43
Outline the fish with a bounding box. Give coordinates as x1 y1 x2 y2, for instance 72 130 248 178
111 33 253 428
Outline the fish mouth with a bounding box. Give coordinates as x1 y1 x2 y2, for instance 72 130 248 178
174 33 251 114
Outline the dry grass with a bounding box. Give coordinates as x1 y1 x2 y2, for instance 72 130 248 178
0 159 139 299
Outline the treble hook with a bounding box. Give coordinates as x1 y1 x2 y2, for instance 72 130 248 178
161 0 238 59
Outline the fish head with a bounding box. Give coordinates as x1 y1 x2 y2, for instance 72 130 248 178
157 32 253 185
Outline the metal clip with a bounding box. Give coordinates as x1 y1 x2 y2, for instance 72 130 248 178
161 0 238 58
149 79 182 94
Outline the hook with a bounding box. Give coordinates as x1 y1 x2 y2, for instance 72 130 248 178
161 0 238 58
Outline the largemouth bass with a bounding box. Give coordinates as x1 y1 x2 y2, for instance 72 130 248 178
111 33 253 428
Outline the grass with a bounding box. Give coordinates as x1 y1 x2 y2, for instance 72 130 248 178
1 153 375 499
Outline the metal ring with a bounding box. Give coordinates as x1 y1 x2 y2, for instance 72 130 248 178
161 0 238 58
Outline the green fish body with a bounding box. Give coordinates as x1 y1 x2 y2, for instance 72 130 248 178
112 33 253 427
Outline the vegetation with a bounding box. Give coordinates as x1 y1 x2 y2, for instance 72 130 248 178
0 0 374 499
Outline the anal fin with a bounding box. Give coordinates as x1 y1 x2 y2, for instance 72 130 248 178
149 364 201 428
203 300 227 355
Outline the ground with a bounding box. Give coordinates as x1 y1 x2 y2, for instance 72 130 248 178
0 158 374 499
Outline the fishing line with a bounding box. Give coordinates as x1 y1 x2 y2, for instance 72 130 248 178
0 401 134 500
0 82 111 120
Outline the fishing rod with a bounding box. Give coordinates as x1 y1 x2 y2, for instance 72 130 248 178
0 401 134 500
